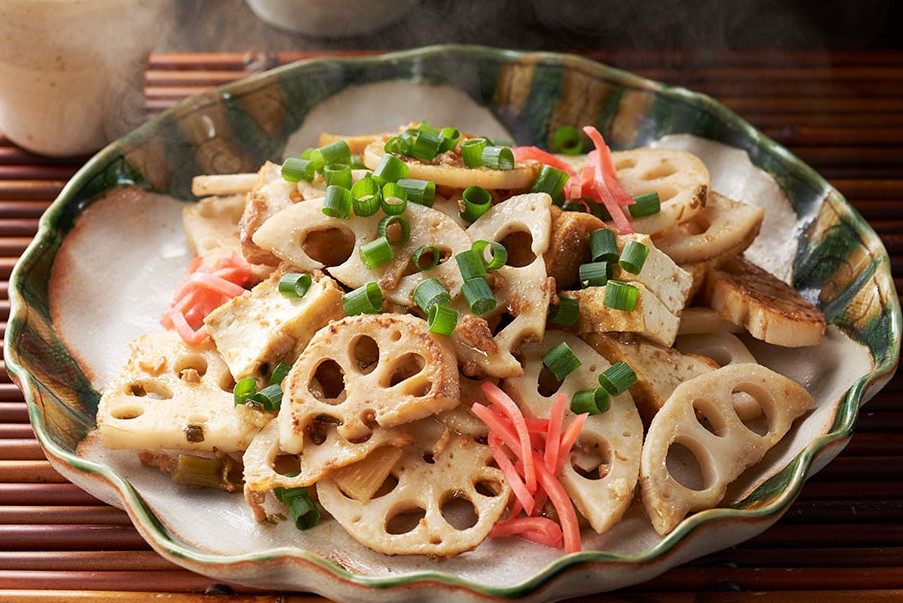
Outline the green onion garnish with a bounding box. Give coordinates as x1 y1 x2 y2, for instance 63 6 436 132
412 245 441 271
531 165 570 199
619 240 649 274
455 249 488 281
579 261 611 288
302 147 324 171
270 362 292 385
322 185 352 219
385 135 412 156
351 154 367 170
373 153 409 183
590 228 619 262
571 387 610 415
409 130 442 162
472 240 507 271
542 342 582 381
233 378 282 412
462 277 496 315
381 182 408 215
315 139 351 167
274 487 320 530
481 146 515 170
459 185 492 222
351 175 382 216
413 278 451 313
462 137 488 168
548 297 579 326
251 384 283 411
604 280 639 312
427 303 459 336
233 378 257 406
438 127 461 153
377 215 411 246
281 157 316 182
553 126 585 155
359 236 395 269
628 192 661 217
396 178 436 207
278 273 312 298
323 162 352 189
343 282 383 315
598 361 637 395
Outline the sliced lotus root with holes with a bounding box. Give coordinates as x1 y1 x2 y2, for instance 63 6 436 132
653 191 764 265
242 418 411 510
278 314 460 454
182 194 246 258
504 331 643 534
252 200 471 305
317 418 510 556
97 332 268 453
639 363 812 535
704 255 826 347
611 148 709 235
239 162 301 265
456 193 554 378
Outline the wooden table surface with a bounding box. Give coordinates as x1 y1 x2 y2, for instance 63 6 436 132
1 49 902 602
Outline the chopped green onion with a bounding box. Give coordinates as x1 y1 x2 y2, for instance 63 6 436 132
274 487 320 530
462 277 496 315
396 178 436 207
323 162 352 189
531 165 570 199
409 130 441 162
590 228 619 262
377 215 411 246
373 153 409 183
427 304 459 336
302 147 324 171
619 240 649 274
598 361 637 395
385 135 411 156
380 182 408 215
314 139 351 167
233 378 257 406
438 127 461 153
322 185 352 219
628 192 661 217
413 278 451 313
548 297 579 326
281 158 316 182
542 342 582 381
270 362 292 385
343 282 383 315
455 249 488 281
412 245 441 271
359 236 395 269
562 199 591 213
461 137 488 168
250 383 283 411
481 146 515 170
350 154 367 170
278 273 312 298
459 185 492 222
553 126 584 155
571 387 610 415
604 280 639 311
171 454 227 489
579 261 611 287
351 175 382 216
472 240 507 271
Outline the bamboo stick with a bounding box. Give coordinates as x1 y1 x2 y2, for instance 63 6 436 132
0 461 66 483
0 506 130 525
0 551 177 572
0 525 148 550
0 484 103 506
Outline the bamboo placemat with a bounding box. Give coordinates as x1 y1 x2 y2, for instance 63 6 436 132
1 50 902 602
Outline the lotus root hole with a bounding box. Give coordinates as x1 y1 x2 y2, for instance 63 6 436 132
218 374 236 393
422 452 435 464
305 421 330 446
385 507 427 535
350 335 380 374
474 479 503 498
693 399 728 438
273 453 301 475
126 381 173 400
640 161 678 180
571 437 612 481
441 494 479 530
732 384 771 436
300 227 355 267
665 440 709 492
499 230 536 267
175 353 208 380
111 405 144 420
488 312 515 337
372 473 400 499
309 359 347 403
390 330 402 342
384 354 426 388
401 378 433 398
615 158 637 170
537 365 564 397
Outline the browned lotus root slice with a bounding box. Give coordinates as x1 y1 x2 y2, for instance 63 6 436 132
653 191 764 265
612 148 709 235
316 419 510 556
239 162 300 265
505 332 643 534
704 255 826 347
97 332 268 453
640 363 812 535
278 314 460 453
242 419 411 504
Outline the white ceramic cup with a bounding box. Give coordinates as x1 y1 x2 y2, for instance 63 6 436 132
246 0 415 37
0 0 170 157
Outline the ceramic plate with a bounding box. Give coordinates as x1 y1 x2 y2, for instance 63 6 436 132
6 46 900 602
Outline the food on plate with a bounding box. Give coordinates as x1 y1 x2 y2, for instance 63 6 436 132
94 121 825 558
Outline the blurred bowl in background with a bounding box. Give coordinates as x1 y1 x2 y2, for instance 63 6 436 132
246 0 416 37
